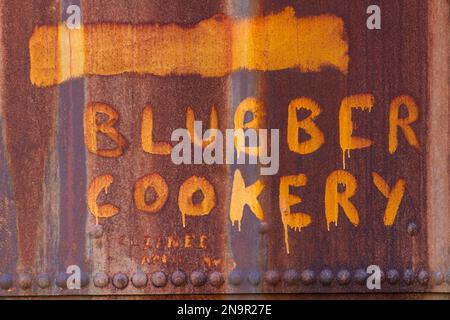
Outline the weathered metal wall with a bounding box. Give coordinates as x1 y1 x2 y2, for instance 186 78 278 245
0 0 448 297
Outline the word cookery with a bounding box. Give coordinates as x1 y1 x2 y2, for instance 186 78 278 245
85 94 421 254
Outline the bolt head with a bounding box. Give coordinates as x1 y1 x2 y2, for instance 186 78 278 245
36 273 51 289
17 273 32 290
433 271 444 286
407 222 418 236
354 269 368 285
283 270 300 286
387 269 400 284
55 272 69 289
0 274 13 290
403 269 415 285
417 270 429 286
336 270 351 285
151 272 167 288
300 270 316 285
112 272 129 289
209 272 224 288
190 271 207 287
93 272 109 288
228 270 243 286
247 271 261 286
171 270 187 287
319 269 334 286
131 270 148 288
265 270 280 286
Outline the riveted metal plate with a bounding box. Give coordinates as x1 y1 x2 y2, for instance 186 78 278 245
0 0 448 297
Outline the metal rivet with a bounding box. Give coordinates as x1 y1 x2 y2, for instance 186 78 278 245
91 224 104 239
93 272 109 288
112 272 129 289
407 222 418 236
171 270 187 287
131 270 148 288
151 272 167 288
265 270 280 286
283 270 299 286
354 269 368 285
319 269 333 286
247 271 261 286
209 272 224 288
432 271 444 286
300 270 316 285
36 273 51 289
0 274 13 290
386 269 399 284
17 273 32 290
228 270 243 286
55 272 69 289
190 271 207 287
403 269 415 285
417 270 429 286
259 222 270 234
336 270 351 286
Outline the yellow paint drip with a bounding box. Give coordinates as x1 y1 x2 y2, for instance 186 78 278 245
87 174 119 224
279 174 312 254
229 169 265 231
29 7 349 86
178 176 216 228
324 170 359 230
339 94 375 169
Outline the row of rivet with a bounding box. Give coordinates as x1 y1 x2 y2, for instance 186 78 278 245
103 271 224 289
228 269 446 287
1 269 449 290
0 272 92 290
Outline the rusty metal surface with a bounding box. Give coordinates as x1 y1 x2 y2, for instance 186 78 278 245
0 0 448 297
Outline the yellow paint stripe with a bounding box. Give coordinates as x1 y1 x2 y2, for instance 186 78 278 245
29 7 349 87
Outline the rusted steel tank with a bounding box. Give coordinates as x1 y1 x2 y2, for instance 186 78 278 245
0 0 448 298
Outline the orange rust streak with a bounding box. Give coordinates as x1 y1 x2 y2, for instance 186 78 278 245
29 7 349 87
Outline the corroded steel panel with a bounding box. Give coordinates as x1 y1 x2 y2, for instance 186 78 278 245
0 0 448 297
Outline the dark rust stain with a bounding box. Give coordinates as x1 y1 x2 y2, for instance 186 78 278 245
54 1 89 276
1 0 59 272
